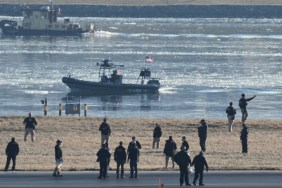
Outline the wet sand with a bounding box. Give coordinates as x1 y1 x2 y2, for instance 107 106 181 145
0 116 281 171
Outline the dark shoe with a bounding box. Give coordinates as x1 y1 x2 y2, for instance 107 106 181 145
199 183 205 186
186 184 192 186
57 174 63 177
193 182 196 186
97 176 102 179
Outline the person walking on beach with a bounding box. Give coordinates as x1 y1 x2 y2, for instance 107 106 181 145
127 140 140 178
97 143 111 179
53 140 63 177
152 123 162 149
114 141 127 179
4 137 19 172
23 112 37 142
240 123 249 154
163 136 177 168
99 118 111 146
239 93 256 123
226 102 236 132
181 136 189 152
173 146 192 186
192 151 209 186
198 119 208 152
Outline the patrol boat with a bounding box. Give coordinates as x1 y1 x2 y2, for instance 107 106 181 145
0 1 94 36
62 58 161 95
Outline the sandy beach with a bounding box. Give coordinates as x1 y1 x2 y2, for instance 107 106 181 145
0 0 282 5
0 116 281 171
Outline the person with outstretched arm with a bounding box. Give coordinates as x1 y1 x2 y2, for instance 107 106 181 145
239 94 256 123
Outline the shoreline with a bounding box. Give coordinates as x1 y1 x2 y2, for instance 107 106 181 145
1 0 282 6
1 116 281 171
1 3 282 18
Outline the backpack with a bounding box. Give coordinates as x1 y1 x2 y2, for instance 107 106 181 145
226 107 236 115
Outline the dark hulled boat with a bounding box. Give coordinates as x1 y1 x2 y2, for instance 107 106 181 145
62 58 160 95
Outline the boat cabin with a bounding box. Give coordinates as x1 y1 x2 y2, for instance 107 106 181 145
99 59 123 84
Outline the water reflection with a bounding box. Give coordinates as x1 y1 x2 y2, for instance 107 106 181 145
64 92 160 112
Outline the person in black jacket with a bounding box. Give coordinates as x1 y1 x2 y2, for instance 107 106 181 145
239 93 256 123
23 112 37 142
127 140 140 178
152 123 162 149
198 119 208 152
163 136 177 168
192 151 209 186
4 137 19 172
114 141 127 179
99 118 111 146
226 102 236 132
240 123 249 154
181 136 189 152
97 143 111 179
53 140 63 177
174 146 192 186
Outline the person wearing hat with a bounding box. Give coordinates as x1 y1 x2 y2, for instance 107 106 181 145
239 93 256 123
173 146 192 186
53 140 63 177
198 119 208 152
23 112 37 142
4 137 19 172
192 151 209 186
96 143 111 179
99 118 111 146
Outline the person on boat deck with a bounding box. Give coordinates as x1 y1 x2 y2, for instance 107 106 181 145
110 70 119 83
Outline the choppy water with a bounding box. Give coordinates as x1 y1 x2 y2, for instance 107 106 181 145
0 16 281 119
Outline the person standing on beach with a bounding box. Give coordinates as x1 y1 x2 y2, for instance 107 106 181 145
99 118 111 146
192 151 209 186
127 137 141 178
240 123 249 154
23 112 37 142
152 123 162 149
181 136 189 152
198 119 208 152
239 93 256 123
226 102 236 132
173 146 192 186
4 137 19 172
53 140 63 177
114 141 126 179
97 143 111 179
163 136 177 168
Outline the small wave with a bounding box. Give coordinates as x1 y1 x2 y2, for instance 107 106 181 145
159 87 178 94
94 30 121 37
23 90 49 95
